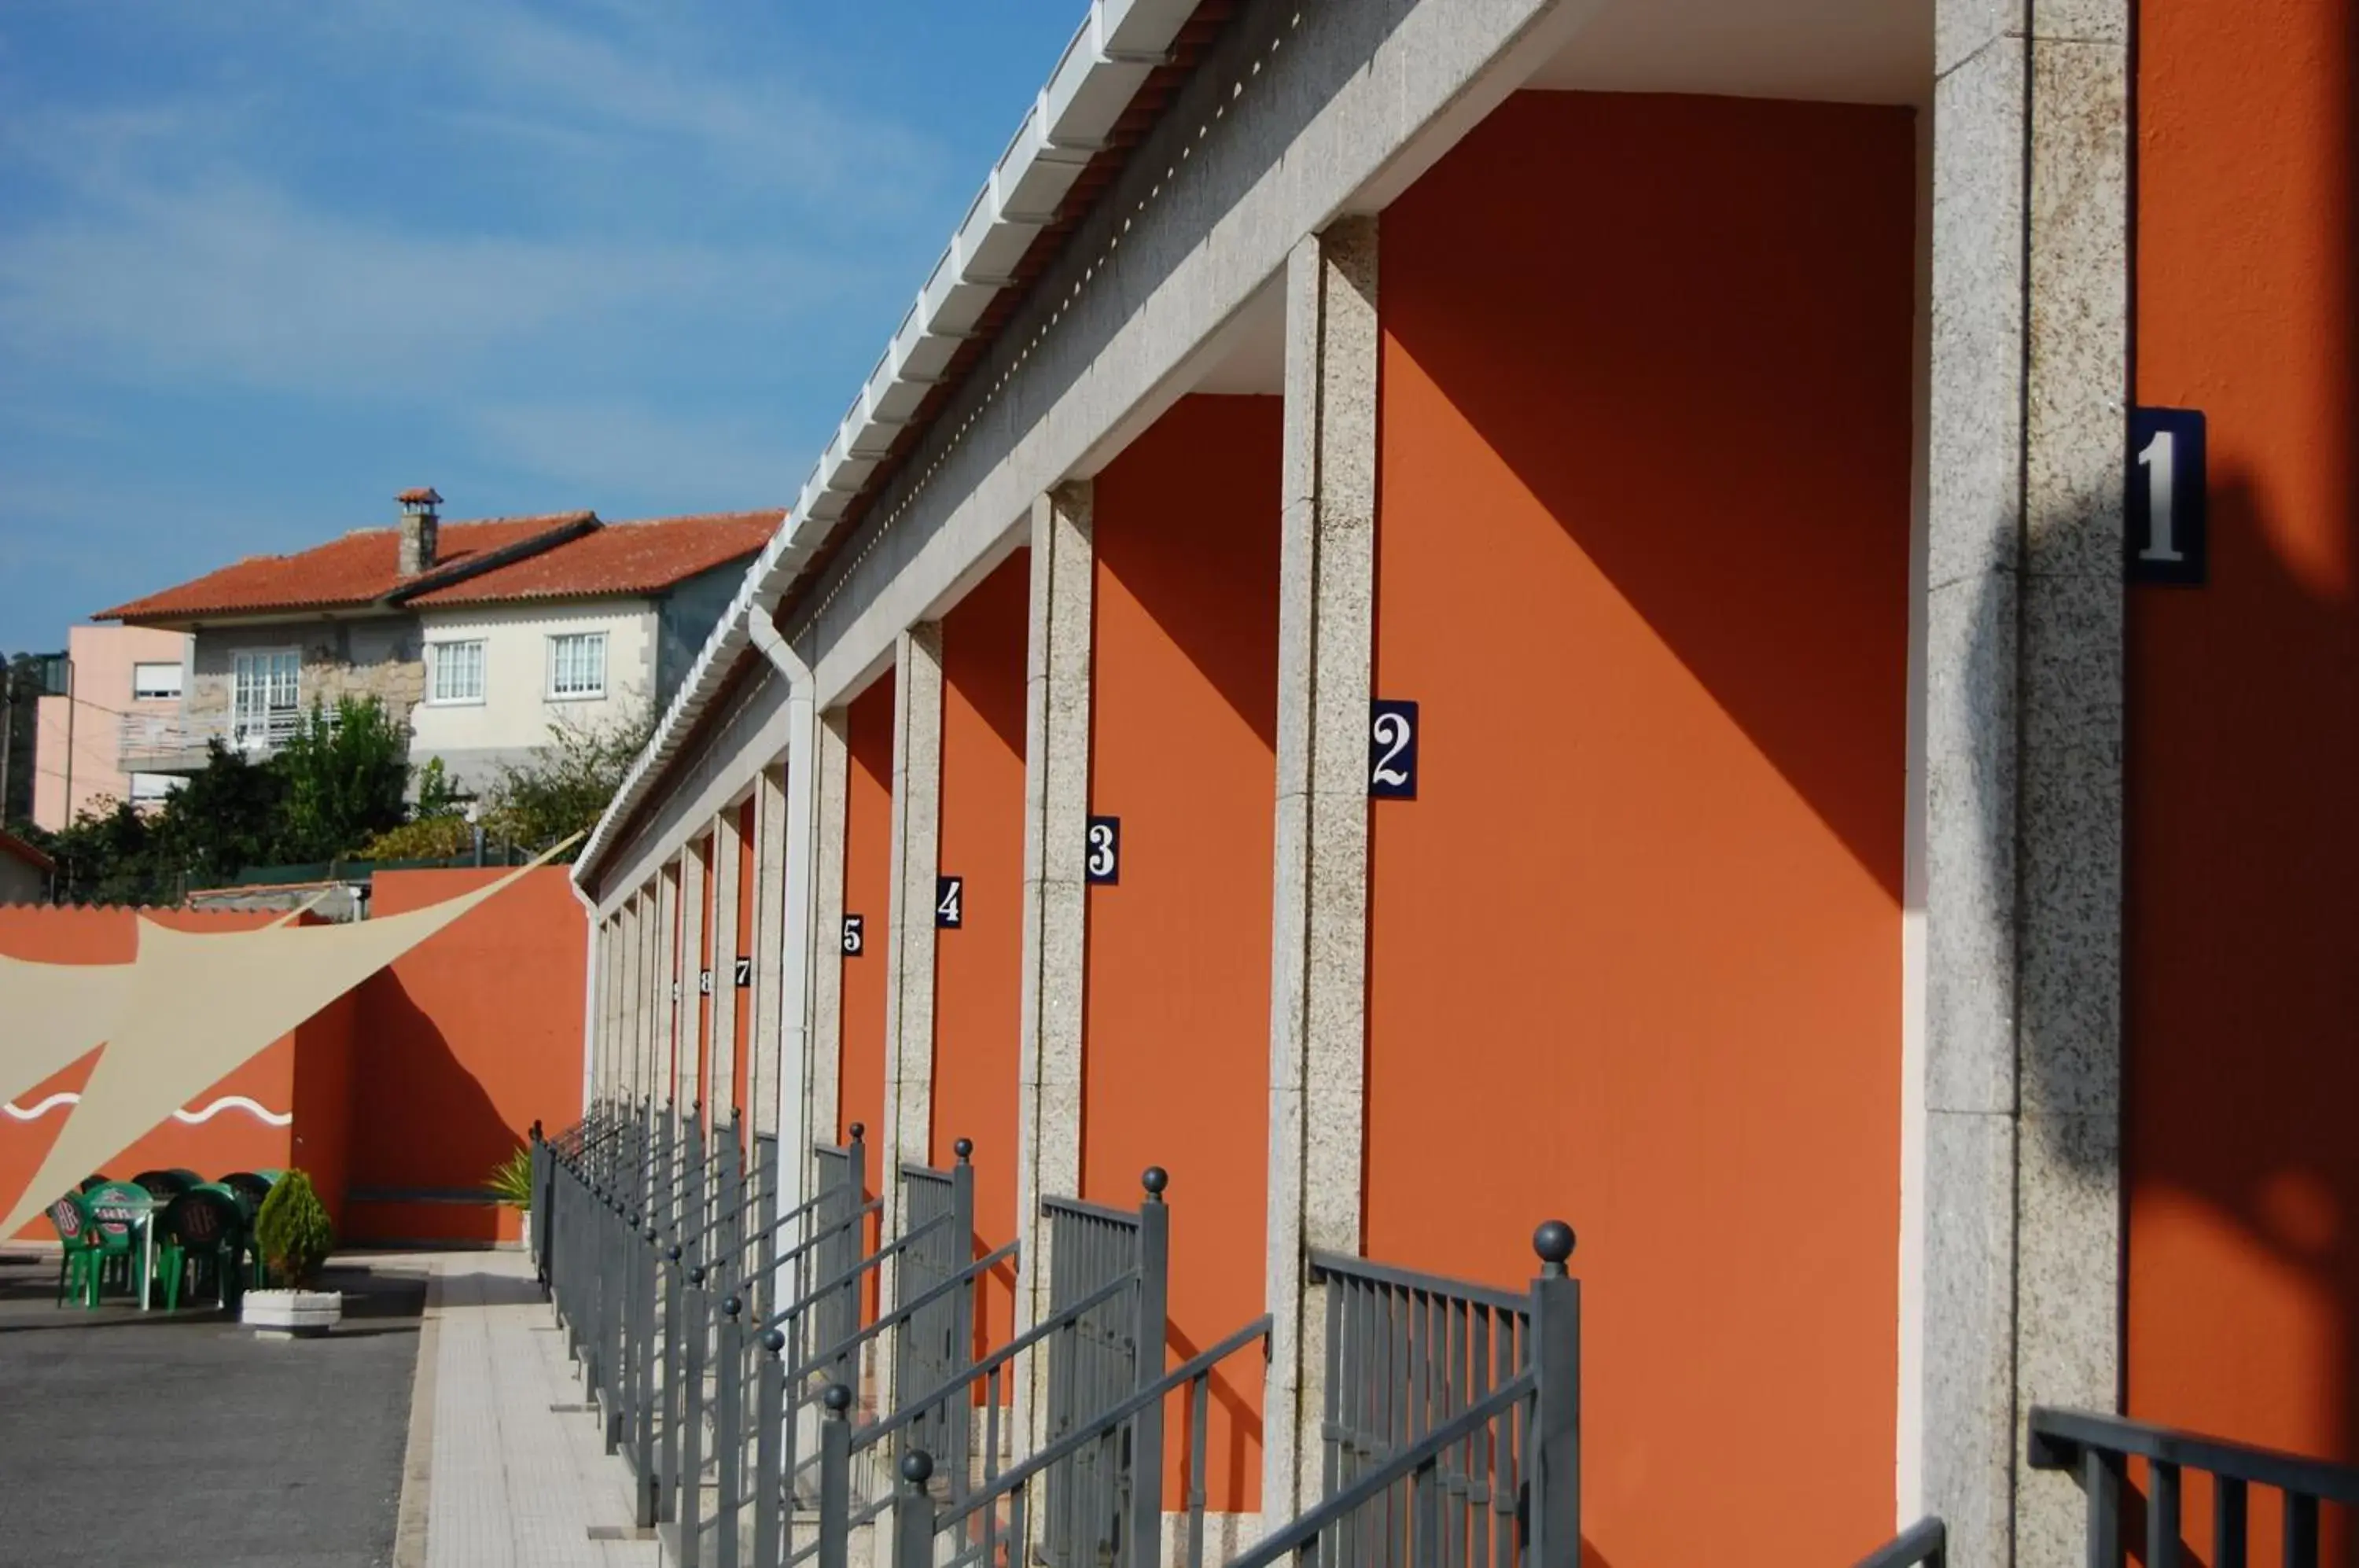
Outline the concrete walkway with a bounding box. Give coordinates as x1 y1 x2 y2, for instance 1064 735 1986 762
407 1250 657 1568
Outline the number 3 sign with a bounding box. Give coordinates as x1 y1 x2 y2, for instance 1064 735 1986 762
1369 700 1418 800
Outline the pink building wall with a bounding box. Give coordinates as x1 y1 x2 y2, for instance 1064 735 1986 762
32 624 190 830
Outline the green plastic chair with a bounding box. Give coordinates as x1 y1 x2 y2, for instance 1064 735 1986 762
79 1183 153 1304
131 1169 194 1202
155 1187 246 1311
216 1174 274 1285
45 1192 103 1307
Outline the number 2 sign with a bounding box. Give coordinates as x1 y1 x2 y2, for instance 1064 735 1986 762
1369 700 1419 800
2128 407 2206 587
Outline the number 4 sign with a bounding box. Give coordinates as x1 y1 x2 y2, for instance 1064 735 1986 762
2128 407 2206 587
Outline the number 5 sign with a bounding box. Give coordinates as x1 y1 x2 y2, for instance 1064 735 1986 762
2128 407 2206 587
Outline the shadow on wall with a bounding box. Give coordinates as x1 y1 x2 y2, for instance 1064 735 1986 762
2105 456 2359 1564
344 971 521 1245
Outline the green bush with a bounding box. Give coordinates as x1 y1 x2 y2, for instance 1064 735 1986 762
359 813 473 861
488 1147 533 1211
254 1169 336 1287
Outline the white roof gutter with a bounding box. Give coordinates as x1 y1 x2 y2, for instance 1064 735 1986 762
573 0 1200 894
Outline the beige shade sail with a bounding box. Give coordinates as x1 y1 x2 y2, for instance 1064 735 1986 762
0 843 577 1238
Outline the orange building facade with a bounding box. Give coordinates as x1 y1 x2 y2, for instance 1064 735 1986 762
567 2 2359 1563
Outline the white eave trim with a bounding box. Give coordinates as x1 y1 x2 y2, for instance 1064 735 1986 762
575 0 1200 894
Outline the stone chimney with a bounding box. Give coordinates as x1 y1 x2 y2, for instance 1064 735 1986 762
396 488 443 576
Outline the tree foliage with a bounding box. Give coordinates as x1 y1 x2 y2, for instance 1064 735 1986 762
273 696 412 862
38 691 646 903
480 704 651 852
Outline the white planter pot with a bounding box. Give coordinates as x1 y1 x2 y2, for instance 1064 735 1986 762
517 1210 533 1253
241 1288 343 1338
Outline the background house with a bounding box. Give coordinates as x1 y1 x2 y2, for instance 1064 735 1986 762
28 624 194 830
97 491 778 797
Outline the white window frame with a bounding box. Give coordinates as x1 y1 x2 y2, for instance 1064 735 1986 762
427 639 488 706
128 772 182 803
230 649 303 750
131 661 184 701
547 631 608 701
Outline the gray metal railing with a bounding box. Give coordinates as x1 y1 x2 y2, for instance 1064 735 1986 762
1042 1171 1170 1568
537 1105 875 1568
871 1220 1584 1568
1308 1245 1535 1567
541 1117 1595 1568
1849 1518 1946 1568
2030 1405 2359 1568
894 1141 977 1496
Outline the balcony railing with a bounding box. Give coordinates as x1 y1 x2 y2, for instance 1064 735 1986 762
118 707 337 768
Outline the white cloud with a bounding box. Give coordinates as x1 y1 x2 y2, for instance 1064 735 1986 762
0 175 855 396
0 0 951 399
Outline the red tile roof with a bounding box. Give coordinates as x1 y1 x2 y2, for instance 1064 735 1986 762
96 514 592 622
95 509 780 623
0 828 54 876
406 511 782 607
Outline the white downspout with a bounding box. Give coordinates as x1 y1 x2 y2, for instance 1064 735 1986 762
569 878 602 1117
746 603 820 1224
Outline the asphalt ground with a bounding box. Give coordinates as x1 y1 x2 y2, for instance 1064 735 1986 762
0 1248 427 1568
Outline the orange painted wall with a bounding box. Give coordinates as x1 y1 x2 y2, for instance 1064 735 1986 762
2127 6 2359 1559
1086 394 1282 1511
1 906 300 1240
838 673 896 1158
291 989 357 1231
734 797 756 1126
695 835 716 1125
933 550 1029 1353
344 867 585 1244
1367 92 1912 1566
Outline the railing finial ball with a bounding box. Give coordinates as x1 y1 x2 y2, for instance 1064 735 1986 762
1532 1220 1576 1270
954 1137 974 1162
849 1121 866 1140
724 1295 742 1317
668 1245 683 1263
760 1327 785 1356
902 1449 934 1485
823 1383 853 1415
1141 1166 1168 1198
690 1265 707 1286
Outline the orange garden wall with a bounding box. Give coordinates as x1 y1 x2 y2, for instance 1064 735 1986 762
1086 394 1283 1510
933 551 1030 1351
343 867 586 1245
838 675 896 1157
2 869 580 1247
2126 4 2359 1556
1366 92 1913 1566
1 906 310 1240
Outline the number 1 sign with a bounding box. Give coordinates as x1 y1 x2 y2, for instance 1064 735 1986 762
2128 407 2206 587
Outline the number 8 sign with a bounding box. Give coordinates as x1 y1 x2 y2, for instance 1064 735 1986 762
1369 700 1419 799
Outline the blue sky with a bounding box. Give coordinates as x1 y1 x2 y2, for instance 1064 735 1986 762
0 0 1084 652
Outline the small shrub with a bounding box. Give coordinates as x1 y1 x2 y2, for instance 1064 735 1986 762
359 813 473 861
488 1147 533 1211
254 1169 335 1287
